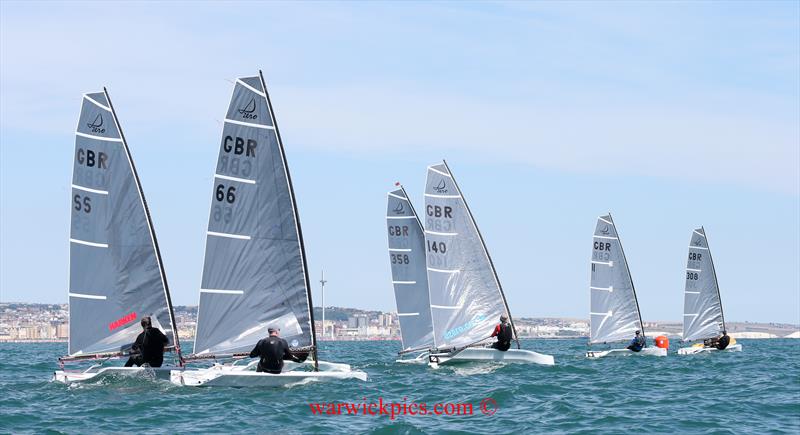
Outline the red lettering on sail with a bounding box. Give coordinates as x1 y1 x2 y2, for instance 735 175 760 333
108 312 137 331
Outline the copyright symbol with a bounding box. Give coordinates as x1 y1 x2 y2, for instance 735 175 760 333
480 397 498 416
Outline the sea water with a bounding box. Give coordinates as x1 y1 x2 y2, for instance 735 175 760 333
1 339 798 433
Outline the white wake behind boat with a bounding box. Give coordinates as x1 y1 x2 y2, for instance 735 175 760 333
586 347 667 359
677 227 742 356
585 214 666 359
390 162 554 368
53 89 183 384
173 71 365 387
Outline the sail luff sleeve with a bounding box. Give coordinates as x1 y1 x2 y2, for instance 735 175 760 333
259 71 317 364
104 89 181 361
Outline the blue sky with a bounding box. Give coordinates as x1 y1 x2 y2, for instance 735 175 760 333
1 1 798 323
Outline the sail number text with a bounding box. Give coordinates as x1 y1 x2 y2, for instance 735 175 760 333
686 272 699 280
426 205 452 218
73 195 92 213
218 135 257 178
388 225 409 236
688 253 702 261
390 254 410 264
215 184 237 204
76 148 108 169
427 240 447 254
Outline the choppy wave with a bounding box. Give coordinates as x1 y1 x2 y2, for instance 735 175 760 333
1 339 798 433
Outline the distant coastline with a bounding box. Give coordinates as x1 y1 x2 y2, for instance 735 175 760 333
1 303 798 343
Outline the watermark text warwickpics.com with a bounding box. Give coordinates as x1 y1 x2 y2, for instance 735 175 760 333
308 397 498 419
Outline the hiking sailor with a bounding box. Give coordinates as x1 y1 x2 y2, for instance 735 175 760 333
490 314 513 351
249 326 303 374
704 330 731 350
626 330 646 352
124 316 169 367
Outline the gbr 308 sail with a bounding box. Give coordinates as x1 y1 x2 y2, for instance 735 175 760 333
191 72 316 361
682 227 726 342
65 90 180 360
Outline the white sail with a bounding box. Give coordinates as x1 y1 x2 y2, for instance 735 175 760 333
386 186 434 352
67 90 180 359
423 161 517 350
682 227 726 341
192 72 316 358
588 214 644 344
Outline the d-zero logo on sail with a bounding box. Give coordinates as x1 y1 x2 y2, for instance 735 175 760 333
444 314 487 340
393 201 405 215
433 179 448 194
87 114 106 134
600 225 611 236
238 97 258 120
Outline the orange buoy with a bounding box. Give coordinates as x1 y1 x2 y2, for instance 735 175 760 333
655 335 669 349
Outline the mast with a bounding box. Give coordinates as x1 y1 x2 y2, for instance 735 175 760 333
704 227 727 331
103 88 182 363
320 270 326 341
608 213 645 340
441 160 520 349
258 71 318 370
399 185 424 231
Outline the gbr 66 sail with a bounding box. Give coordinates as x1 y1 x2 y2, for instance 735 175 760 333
192 73 315 358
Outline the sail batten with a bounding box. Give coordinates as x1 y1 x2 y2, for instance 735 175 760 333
192 73 315 359
423 162 516 350
67 90 179 359
386 186 434 351
682 227 726 341
588 214 644 344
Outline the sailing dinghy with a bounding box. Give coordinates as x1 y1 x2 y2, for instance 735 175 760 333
585 214 666 358
54 90 183 383
418 161 554 367
170 72 365 387
386 185 435 361
677 227 742 355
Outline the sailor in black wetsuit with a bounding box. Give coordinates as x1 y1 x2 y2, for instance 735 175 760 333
249 327 302 374
124 317 169 367
490 314 513 351
626 330 645 352
715 331 731 350
705 330 731 350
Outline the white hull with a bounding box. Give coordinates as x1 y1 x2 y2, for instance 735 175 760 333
426 347 555 367
586 347 667 359
677 343 742 355
52 365 180 384
170 360 367 387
